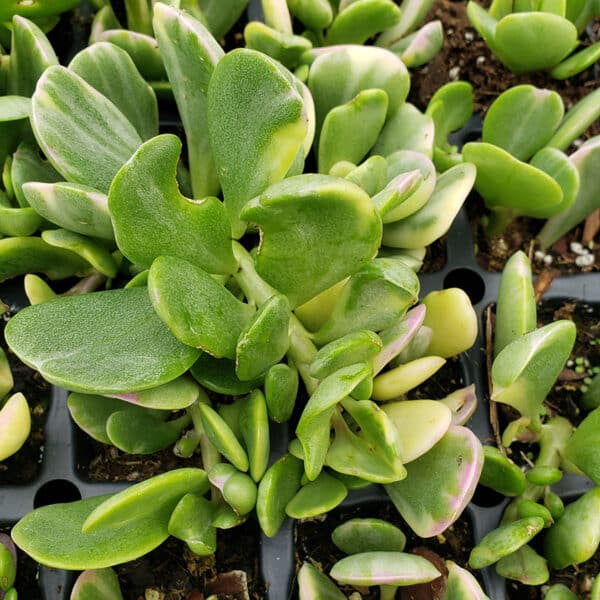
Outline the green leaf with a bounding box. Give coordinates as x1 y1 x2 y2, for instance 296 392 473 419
96 30 166 81
153 3 223 197
191 354 262 395
332 518 406 554
84 468 208 532
264 362 298 422
318 89 388 175
148 255 253 358
7 15 58 96
373 356 446 400
462 142 563 218
208 48 308 238
385 426 483 537
376 0 437 44
563 408 600 484
106 410 190 454
244 21 312 69
22 182 114 240
372 102 435 159
393 20 444 68
109 134 236 274
69 41 158 141
296 362 372 480
239 389 270 481
0 1 78 22
0 95 30 121
469 517 545 569
444 561 491 599
5 287 200 393
538 136 600 248
0 236 89 282
326 0 401 45
544 488 600 569
236 294 290 381
31 66 142 193
257 454 303 537
313 258 418 345
12 495 170 569
0 392 31 461
297 563 345 600
383 163 475 248
70 568 124 600
41 229 118 278
382 400 452 463
0 205 41 236
552 40 600 78
492 320 576 424
67 393 156 445
544 584 579 600
494 251 536 358
209 463 257 515
198 402 249 471
479 446 527 496
109 376 201 410
198 0 248 39
308 45 409 132
168 493 216 556
330 551 440 586
482 85 564 161
286 471 347 518
241 174 381 308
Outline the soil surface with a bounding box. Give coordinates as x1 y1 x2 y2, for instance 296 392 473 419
115 520 265 600
294 500 476 599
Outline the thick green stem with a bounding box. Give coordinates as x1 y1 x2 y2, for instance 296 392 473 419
380 584 398 600
124 0 153 35
485 207 516 237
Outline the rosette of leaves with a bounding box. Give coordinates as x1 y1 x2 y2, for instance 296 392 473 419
467 0 600 77
4 4 480 578
243 0 443 71
460 84 600 236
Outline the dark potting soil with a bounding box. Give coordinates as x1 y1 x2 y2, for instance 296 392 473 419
115 519 265 600
0 526 43 600
0 305 49 485
293 501 477 600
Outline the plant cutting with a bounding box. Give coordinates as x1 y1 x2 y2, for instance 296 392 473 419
466 0 600 78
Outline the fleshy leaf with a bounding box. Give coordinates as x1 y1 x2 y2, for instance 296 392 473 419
12 495 170 569
462 142 563 218
318 88 388 175
7 15 58 96
148 255 253 358
313 258 419 345
287 0 333 30
326 0 401 45
70 568 123 600
296 362 372 480
382 400 452 463
444 561 491 599
332 518 406 554
493 12 577 73
330 551 440 586
393 20 444 68
257 454 303 537
544 488 600 569
0 392 31 461
191 354 262 395
469 517 545 569
5 287 200 393
0 237 89 282
109 134 236 274
376 0 437 44
264 362 298 422
385 426 483 537
297 562 346 600
209 463 257 516
286 471 347 518
244 21 312 69
491 320 576 425
241 174 382 308
83 468 208 532
22 182 114 240
239 389 270 481
236 294 290 381
495 544 549 586
69 41 157 141
494 251 536 358
562 407 600 484
153 3 223 197
482 85 564 161
479 446 527 496
168 494 216 556
208 48 308 238
31 65 142 193
198 0 249 39
383 163 475 248
109 376 201 410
